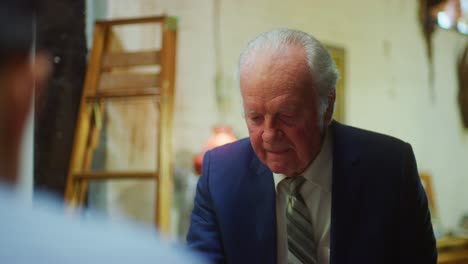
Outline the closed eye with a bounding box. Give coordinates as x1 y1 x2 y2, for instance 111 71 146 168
247 115 264 125
280 114 298 125
281 114 295 119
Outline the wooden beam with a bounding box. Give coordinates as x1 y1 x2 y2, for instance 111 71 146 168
96 16 166 26
64 23 107 204
438 238 468 250
87 88 160 100
73 171 158 180
155 17 177 233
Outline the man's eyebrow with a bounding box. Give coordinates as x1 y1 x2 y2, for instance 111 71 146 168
245 110 259 115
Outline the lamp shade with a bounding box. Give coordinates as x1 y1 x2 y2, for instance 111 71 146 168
193 125 237 175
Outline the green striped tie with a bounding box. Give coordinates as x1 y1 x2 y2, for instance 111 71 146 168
285 176 317 264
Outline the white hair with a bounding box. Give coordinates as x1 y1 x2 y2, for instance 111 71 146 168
238 29 339 126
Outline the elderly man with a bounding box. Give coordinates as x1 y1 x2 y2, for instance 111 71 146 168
187 29 437 264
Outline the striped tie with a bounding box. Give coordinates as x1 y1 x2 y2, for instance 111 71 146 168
285 176 317 264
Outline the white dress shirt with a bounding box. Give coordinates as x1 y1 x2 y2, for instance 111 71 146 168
274 129 333 264
0 184 204 264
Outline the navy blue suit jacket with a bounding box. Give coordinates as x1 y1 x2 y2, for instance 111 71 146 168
187 122 437 263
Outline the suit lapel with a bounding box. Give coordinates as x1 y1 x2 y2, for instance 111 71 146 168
330 121 362 264
236 154 276 263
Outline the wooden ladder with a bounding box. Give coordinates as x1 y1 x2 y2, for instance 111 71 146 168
64 16 177 233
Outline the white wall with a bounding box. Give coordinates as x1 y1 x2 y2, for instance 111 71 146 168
95 0 468 232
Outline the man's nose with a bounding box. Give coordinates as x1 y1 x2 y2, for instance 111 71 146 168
262 117 281 143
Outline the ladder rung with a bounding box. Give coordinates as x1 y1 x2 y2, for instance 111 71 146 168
102 50 161 69
99 72 160 90
96 16 166 26
73 171 158 181
86 88 160 100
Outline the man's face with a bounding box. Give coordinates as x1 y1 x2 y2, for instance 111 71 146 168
240 45 325 176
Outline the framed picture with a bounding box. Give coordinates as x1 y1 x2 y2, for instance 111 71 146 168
326 45 346 123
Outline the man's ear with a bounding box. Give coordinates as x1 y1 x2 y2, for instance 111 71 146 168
0 53 51 183
10 52 51 116
324 89 336 125
11 57 35 112
5 52 51 145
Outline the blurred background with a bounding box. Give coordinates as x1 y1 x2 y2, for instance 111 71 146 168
14 0 468 260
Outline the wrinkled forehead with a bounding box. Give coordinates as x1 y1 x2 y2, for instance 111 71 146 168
240 45 314 94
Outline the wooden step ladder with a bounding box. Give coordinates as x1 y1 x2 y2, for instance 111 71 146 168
64 16 177 233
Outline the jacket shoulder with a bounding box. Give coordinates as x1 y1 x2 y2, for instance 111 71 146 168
206 138 254 167
334 122 409 151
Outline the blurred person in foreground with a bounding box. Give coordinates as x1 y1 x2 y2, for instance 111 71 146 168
0 1 204 263
187 29 437 264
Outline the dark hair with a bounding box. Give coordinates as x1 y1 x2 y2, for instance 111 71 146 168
0 0 38 64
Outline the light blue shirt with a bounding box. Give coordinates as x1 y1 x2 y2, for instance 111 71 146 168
0 184 205 263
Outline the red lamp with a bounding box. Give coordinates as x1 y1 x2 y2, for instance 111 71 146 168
193 125 237 175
